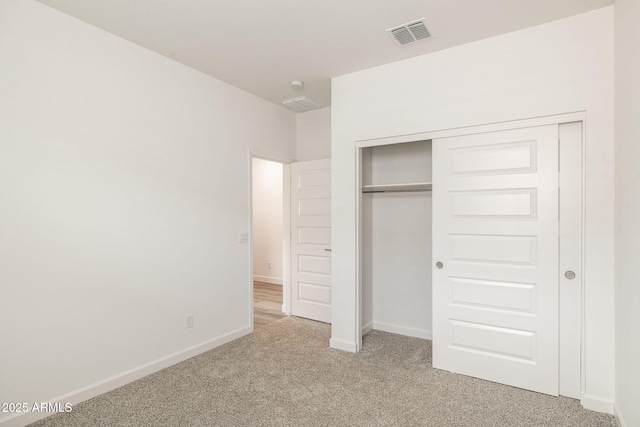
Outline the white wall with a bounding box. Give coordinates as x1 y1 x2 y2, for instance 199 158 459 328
252 158 283 284
331 7 615 412
614 0 640 425
296 106 331 161
0 1 295 425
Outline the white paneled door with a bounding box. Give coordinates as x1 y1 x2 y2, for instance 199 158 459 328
432 125 559 395
290 159 332 323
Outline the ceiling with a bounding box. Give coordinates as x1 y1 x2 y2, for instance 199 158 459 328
36 0 613 112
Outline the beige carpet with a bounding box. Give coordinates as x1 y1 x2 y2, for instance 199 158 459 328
31 317 616 426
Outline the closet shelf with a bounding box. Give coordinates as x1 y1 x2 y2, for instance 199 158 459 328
362 182 432 193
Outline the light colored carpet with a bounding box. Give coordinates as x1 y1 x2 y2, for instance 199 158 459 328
30 317 616 426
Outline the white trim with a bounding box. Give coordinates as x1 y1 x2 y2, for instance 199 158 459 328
329 337 358 353
373 322 432 340
355 147 363 351
579 119 588 402
613 401 627 427
558 121 583 399
362 321 373 336
581 394 615 415
355 111 586 148
252 275 283 285
248 149 295 165
247 151 255 331
282 164 292 315
0 326 251 427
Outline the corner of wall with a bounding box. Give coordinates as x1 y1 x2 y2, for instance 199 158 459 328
295 106 332 162
581 394 615 415
614 401 628 427
329 337 358 353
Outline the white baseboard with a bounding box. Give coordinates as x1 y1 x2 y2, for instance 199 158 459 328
0 326 252 427
372 322 432 340
329 337 358 353
253 275 283 285
613 401 627 427
581 393 614 415
362 322 373 336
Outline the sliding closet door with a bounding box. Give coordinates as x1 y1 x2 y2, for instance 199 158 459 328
432 125 559 396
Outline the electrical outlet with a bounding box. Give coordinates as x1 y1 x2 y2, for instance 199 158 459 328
185 314 194 329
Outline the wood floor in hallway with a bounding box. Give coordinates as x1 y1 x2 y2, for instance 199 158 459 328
253 281 286 329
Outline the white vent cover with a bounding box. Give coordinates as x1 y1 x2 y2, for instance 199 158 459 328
387 19 432 46
281 96 321 112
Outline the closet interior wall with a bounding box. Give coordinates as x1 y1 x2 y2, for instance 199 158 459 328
361 140 433 339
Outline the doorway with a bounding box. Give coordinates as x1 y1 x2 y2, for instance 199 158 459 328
251 157 287 329
249 156 333 329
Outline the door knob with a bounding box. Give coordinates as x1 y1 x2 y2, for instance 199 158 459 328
436 261 444 269
565 271 576 280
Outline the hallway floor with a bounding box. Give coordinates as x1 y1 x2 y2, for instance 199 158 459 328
253 281 286 329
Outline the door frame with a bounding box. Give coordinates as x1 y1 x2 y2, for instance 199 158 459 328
248 150 293 331
354 111 585 398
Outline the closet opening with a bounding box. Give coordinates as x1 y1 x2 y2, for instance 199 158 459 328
360 140 433 339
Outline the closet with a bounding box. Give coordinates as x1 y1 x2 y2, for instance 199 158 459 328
358 120 583 399
360 140 433 339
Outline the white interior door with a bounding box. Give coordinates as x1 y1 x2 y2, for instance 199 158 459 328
432 125 559 395
290 159 331 323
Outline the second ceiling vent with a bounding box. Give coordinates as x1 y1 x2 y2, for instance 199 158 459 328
387 19 432 47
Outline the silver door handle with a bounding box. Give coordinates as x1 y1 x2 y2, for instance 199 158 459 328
324 248 332 252
565 271 576 280
435 261 443 269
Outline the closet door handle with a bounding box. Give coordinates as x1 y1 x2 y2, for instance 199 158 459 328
435 261 444 269
324 248 332 252
565 270 576 280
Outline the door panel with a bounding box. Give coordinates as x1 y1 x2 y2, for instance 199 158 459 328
450 189 537 218
299 228 331 245
449 320 536 361
449 140 537 175
450 234 537 265
449 277 536 314
433 125 559 395
291 159 332 323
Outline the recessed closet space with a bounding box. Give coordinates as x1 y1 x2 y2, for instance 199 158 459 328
360 140 433 339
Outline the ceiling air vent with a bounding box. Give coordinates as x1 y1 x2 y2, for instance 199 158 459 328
281 96 321 112
387 19 432 47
